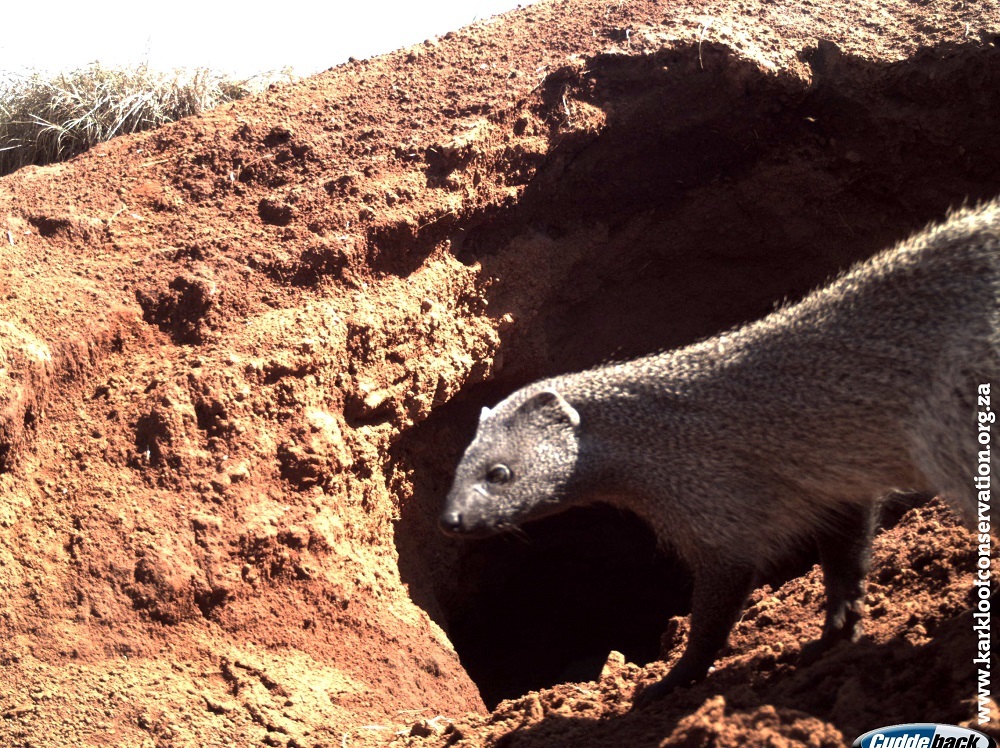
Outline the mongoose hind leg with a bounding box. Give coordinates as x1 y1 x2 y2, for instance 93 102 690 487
801 502 876 664
632 562 755 708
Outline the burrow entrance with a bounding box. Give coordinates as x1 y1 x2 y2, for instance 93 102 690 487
393 40 1000 708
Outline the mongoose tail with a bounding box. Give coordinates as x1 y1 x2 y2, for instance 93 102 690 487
440 199 1000 705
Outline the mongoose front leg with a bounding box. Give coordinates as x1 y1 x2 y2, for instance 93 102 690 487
632 562 754 708
800 503 875 664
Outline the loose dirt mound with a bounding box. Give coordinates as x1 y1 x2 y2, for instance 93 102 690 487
0 0 998 746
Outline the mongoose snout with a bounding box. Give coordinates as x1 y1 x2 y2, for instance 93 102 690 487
437 508 500 538
438 509 464 533
440 200 1000 706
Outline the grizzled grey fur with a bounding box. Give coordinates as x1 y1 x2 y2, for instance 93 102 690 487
440 200 1000 705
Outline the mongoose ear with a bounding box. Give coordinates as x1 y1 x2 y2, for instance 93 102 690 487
479 406 492 422
521 389 580 428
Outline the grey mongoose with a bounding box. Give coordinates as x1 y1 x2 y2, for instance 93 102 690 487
439 199 1000 705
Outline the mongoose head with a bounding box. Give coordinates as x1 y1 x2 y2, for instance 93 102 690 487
439 388 581 537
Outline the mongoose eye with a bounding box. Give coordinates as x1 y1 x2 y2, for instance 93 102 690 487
486 464 512 485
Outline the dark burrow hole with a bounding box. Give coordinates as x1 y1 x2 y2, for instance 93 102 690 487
443 505 691 707
393 40 1000 708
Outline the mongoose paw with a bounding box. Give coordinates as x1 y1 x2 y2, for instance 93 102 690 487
631 678 675 709
798 638 830 666
799 625 862 666
630 665 701 710
801 607 865 665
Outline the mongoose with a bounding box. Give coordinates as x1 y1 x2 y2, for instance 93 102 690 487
439 199 1000 705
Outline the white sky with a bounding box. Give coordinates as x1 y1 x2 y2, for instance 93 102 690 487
0 0 535 80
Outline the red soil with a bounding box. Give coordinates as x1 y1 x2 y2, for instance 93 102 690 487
0 0 998 745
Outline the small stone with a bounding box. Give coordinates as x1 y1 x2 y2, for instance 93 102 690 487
204 695 236 714
600 650 625 681
228 462 249 482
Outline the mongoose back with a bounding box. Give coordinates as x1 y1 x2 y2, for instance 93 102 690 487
439 199 1000 705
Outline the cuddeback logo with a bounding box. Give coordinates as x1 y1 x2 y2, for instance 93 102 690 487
854 724 998 748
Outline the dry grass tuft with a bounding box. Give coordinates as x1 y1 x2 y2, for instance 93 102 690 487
0 63 292 175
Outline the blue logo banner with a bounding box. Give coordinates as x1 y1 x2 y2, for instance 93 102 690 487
854 724 998 748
